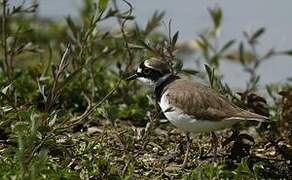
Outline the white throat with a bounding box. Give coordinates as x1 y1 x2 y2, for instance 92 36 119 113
137 77 155 87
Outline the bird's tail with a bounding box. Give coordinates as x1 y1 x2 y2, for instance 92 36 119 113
225 110 269 122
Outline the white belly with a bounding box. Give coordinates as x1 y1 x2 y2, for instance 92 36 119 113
159 91 237 133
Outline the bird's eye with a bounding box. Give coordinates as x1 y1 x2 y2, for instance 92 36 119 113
143 68 151 75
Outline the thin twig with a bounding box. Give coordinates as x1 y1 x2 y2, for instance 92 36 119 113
166 19 176 61
112 0 134 72
26 78 122 161
24 132 52 164
2 0 9 79
57 78 122 131
46 44 72 111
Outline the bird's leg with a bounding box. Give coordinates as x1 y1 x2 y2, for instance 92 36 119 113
182 132 191 168
211 131 218 162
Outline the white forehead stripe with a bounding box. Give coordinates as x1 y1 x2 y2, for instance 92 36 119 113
137 67 142 73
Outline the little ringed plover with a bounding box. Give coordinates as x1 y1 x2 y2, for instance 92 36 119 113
127 58 268 167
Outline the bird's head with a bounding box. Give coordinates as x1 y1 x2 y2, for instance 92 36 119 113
127 58 171 86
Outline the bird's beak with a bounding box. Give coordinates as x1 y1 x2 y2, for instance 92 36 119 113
126 73 138 81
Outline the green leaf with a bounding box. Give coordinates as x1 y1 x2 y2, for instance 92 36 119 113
1 106 13 112
171 31 179 49
249 27 265 44
173 60 183 72
239 42 245 64
204 64 212 78
210 54 220 67
128 43 145 49
196 35 210 60
282 50 292 56
1 83 12 95
48 114 57 127
145 11 165 36
98 0 109 12
66 16 78 39
181 69 199 75
208 6 223 31
204 64 214 87
57 67 83 92
220 39 235 53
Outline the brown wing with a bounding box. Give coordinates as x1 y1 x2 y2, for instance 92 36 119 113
163 78 268 121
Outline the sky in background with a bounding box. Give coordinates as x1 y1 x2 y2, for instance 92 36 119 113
11 0 292 87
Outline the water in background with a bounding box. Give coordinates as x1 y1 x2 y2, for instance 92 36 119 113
12 0 292 88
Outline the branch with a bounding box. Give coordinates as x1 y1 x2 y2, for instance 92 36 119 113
2 0 9 79
45 44 72 112
112 0 134 72
57 78 122 131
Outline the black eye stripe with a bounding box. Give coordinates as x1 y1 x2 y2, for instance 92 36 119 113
143 68 151 74
139 62 145 69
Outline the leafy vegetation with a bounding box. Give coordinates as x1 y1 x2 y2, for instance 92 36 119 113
0 0 291 179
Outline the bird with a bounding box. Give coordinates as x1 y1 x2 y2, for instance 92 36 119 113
127 58 268 167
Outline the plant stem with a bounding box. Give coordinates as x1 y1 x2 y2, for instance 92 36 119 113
112 0 134 72
56 78 122 131
247 43 260 90
46 44 71 112
2 0 9 79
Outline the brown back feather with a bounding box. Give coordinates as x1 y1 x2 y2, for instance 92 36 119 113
162 78 268 121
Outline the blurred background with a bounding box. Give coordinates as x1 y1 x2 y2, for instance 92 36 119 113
1 1 292 179
12 0 292 87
